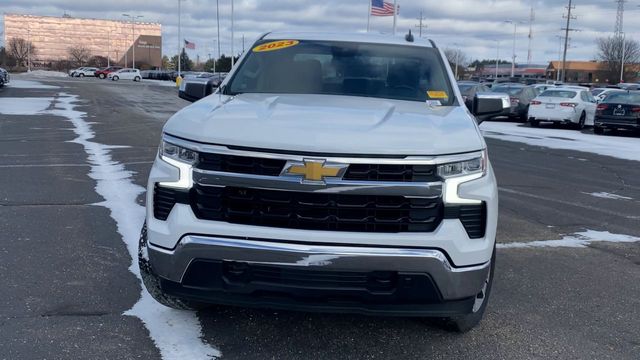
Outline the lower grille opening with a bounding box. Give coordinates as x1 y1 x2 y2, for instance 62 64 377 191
190 185 444 233
180 260 443 304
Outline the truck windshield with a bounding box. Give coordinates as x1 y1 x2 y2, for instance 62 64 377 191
225 39 454 104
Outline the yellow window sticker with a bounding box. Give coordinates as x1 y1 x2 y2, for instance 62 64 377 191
253 40 300 52
427 91 448 99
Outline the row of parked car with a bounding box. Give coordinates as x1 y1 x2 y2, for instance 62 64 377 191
69 66 211 82
459 80 640 136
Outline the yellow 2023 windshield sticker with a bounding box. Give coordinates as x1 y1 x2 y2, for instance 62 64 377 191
253 40 299 52
427 91 448 99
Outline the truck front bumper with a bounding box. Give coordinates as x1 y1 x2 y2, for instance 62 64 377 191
148 235 490 316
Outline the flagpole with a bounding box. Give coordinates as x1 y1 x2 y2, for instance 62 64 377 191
366 0 371 33
392 0 397 35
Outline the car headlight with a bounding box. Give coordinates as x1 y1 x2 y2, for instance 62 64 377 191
437 150 487 179
158 140 198 189
160 140 198 164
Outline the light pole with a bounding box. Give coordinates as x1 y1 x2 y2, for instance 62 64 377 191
212 40 217 74
123 14 143 69
27 27 31 72
620 32 626 83
177 0 186 77
231 0 235 67
107 31 112 67
495 40 500 79
216 0 221 71
504 20 518 78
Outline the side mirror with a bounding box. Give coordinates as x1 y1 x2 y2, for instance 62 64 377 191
472 92 510 124
178 77 219 103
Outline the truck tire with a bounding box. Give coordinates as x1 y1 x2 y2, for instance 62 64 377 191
441 247 495 333
138 222 207 311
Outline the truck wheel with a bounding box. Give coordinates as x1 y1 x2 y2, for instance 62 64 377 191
441 247 495 333
138 222 207 311
529 119 540 127
99 73 106 79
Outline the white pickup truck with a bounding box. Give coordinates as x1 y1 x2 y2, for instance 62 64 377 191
139 32 507 332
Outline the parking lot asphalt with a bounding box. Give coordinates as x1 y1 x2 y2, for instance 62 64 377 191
0 75 638 360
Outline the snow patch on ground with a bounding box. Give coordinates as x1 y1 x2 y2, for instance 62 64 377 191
498 230 640 249
144 79 178 88
26 70 69 78
583 192 633 200
49 94 220 360
0 97 55 115
481 122 640 162
8 79 60 89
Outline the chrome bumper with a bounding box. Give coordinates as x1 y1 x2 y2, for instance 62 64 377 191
148 235 490 301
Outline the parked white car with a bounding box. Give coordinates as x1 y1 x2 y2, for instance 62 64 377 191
528 87 597 129
108 68 142 81
69 67 87 76
73 67 98 77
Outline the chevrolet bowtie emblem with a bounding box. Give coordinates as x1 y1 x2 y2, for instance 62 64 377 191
283 159 347 183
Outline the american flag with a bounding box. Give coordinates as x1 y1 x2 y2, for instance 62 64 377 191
371 0 395 16
184 39 196 50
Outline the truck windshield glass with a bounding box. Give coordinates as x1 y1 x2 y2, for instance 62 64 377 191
225 40 454 104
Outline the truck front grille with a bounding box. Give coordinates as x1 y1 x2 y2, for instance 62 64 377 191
196 153 438 182
190 185 443 233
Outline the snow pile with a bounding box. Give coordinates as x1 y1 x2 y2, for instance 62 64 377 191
48 93 220 359
26 70 68 78
8 79 60 89
481 121 640 162
498 230 640 249
0 97 54 115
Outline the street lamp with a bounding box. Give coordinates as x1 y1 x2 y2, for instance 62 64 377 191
123 14 144 69
504 20 520 78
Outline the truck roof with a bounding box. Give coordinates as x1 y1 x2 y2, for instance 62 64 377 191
261 31 436 48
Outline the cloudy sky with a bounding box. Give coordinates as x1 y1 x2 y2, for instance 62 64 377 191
1 0 638 65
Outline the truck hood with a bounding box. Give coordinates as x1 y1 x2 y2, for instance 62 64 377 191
164 93 484 156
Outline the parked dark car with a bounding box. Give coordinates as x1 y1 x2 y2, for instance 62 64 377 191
491 83 538 121
0 67 9 87
457 81 491 110
594 91 640 135
95 66 123 79
179 73 226 102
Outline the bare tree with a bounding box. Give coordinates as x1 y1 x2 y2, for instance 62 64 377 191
596 36 640 83
68 46 92 66
7 38 36 67
443 48 469 79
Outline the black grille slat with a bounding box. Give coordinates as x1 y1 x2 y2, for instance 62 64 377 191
343 164 438 182
191 185 443 233
153 184 179 220
444 204 487 239
198 154 286 176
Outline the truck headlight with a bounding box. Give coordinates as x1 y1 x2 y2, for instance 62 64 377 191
439 150 487 204
160 141 198 164
158 140 198 189
437 151 486 179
